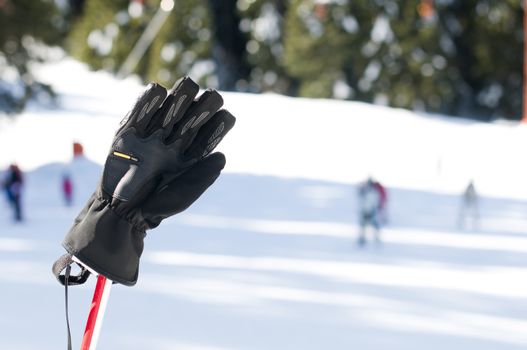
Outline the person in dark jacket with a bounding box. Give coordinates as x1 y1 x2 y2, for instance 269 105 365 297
3 164 23 222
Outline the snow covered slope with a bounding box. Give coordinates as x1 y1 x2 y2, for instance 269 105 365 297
1 57 527 199
0 58 526 350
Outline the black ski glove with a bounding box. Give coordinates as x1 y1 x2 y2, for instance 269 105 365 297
59 77 235 286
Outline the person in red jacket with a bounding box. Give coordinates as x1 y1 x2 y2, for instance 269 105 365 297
357 177 388 246
373 180 388 225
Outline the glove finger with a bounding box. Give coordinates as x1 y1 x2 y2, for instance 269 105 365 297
184 109 236 160
167 89 224 143
154 77 199 139
119 83 167 135
144 94 175 136
142 152 226 223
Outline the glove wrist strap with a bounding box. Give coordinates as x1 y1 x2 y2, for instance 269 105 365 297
52 253 91 286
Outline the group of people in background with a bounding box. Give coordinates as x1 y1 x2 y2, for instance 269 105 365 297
2 164 75 223
356 177 479 247
1 163 479 233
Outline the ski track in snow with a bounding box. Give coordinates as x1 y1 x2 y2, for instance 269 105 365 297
0 58 526 349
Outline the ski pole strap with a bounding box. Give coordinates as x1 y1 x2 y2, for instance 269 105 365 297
52 253 91 286
65 265 73 350
52 254 91 350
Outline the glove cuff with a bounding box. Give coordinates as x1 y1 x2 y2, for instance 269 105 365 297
62 195 146 286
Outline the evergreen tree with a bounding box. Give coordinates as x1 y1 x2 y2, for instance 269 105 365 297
146 0 213 86
237 0 294 94
0 0 62 113
67 0 133 72
283 0 352 98
349 1 459 113
208 0 250 90
67 0 213 87
440 0 523 119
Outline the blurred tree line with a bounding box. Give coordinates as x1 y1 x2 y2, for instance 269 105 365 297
0 0 524 120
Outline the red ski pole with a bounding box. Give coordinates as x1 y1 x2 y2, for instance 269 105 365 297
80 274 112 350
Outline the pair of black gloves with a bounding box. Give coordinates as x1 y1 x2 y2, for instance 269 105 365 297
54 77 235 286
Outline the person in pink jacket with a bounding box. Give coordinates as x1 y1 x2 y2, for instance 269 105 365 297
62 172 73 206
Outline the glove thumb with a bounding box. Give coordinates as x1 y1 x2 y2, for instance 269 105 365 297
142 152 226 228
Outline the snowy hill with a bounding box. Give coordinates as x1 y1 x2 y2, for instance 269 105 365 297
1 58 527 350
2 58 527 199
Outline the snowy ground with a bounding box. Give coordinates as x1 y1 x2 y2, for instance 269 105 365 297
1 58 527 349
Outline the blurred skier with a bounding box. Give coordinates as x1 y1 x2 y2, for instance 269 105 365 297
357 177 385 246
62 172 73 206
458 180 479 229
373 179 388 225
2 164 24 222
